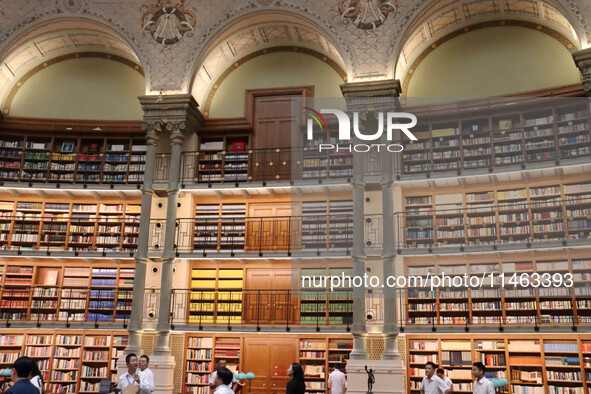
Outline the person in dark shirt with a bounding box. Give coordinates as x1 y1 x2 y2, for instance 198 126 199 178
286 363 306 394
5 357 39 394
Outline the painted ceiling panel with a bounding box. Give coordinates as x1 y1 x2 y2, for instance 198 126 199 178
464 0 497 18
35 36 70 55
5 46 38 76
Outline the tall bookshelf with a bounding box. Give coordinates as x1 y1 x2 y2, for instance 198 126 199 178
0 331 127 394
189 268 244 325
185 336 214 394
0 134 145 184
401 100 591 175
0 198 141 253
194 203 246 252
0 263 133 324
405 257 590 326
403 180 591 248
300 267 353 326
300 338 327 393
407 335 591 394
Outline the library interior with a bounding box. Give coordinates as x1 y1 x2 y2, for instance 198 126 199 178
1 0 591 393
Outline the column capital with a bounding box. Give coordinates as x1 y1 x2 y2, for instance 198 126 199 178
139 94 204 140
573 48 591 96
340 79 402 113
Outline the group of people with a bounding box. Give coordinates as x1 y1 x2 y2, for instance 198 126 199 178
117 354 155 394
420 362 495 394
2 356 45 394
286 362 347 394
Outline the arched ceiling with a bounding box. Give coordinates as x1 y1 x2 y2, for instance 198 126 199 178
190 12 347 106
0 19 143 111
395 0 582 80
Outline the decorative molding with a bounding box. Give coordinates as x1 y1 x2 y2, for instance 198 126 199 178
573 47 591 96
2 52 144 115
339 0 397 31
140 0 197 47
139 94 204 137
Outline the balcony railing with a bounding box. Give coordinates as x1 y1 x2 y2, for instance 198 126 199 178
0 151 144 186
391 196 591 250
148 214 354 255
0 285 132 327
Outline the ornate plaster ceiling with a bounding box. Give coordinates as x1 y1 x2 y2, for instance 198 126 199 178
0 19 141 109
190 13 346 105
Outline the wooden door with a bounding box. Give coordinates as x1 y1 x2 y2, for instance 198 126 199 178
243 269 297 324
246 203 292 251
249 88 313 182
243 337 298 394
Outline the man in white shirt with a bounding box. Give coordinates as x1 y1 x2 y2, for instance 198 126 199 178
436 368 453 393
210 359 238 392
328 364 347 394
472 362 495 394
420 362 452 394
118 353 140 392
213 367 235 394
137 355 155 394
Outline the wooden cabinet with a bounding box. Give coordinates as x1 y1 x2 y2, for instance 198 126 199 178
243 337 297 394
246 203 292 251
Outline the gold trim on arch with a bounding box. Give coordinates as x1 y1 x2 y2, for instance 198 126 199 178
201 46 347 117
3 52 144 115
401 20 579 97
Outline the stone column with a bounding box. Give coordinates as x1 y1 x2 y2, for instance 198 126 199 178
124 120 161 355
341 82 368 361
154 121 184 355
134 94 202 394
341 80 404 394
573 48 591 96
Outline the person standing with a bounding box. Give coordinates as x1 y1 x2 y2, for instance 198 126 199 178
286 363 306 394
436 368 453 393
117 354 140 392
213 368 234 394
420 362 452 394
4 357 38 394
137 355 155 394
209 360 237 392
328 364 346 394
27 361 44 394
472 363 495 394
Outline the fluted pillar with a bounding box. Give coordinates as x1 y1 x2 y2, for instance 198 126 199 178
124 120 161 354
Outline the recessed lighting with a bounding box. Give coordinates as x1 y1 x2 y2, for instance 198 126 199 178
66 127 72 131
93 127 102 131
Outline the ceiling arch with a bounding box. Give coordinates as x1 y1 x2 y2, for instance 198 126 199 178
393 0 583 81
0 18 145 112
189 11 349 107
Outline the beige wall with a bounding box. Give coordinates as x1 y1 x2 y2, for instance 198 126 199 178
406 26 581 98
207 52 345 118
10 57 145 120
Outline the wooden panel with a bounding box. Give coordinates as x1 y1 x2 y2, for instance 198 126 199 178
243 339 271 393
246 203 292 251
243 337 297 394
244 269 295 324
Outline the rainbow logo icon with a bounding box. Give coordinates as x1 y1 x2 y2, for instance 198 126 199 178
303 107 328 132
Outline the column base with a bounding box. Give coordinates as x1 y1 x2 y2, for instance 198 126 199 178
345 359 405 394
117 355 176 394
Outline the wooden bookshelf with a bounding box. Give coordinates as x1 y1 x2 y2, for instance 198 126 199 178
0 197 140 253
194 203 246 252
402 177 591 248
407 334 591 394
401 100 591 175
405 252 590 326
0 262 133 324
300 267 353 326
0 330 127 394
189 267 244 325
185 336 213 394
0 133 145 185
